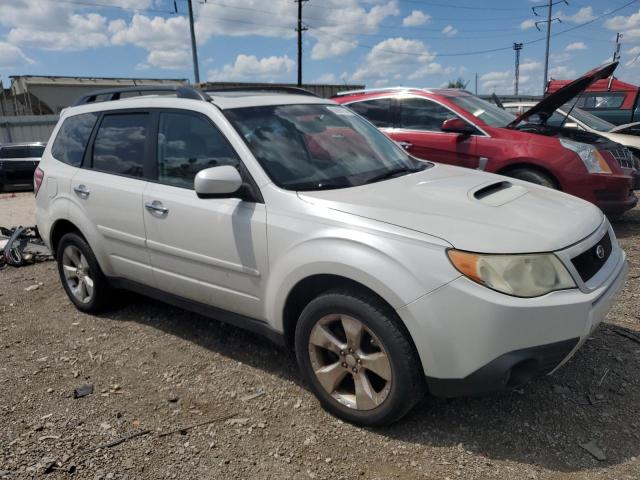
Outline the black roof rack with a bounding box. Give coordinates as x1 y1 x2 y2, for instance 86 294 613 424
204 86 319 97
73 85 211 106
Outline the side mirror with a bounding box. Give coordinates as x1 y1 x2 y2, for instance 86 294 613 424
441 118 476 135
194 165 243 198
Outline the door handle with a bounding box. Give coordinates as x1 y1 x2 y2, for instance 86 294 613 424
396 141 412 150
73 184 90 198
145 200 169 215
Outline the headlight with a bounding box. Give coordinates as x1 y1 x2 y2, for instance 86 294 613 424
447 250 576 298
559 138 612 174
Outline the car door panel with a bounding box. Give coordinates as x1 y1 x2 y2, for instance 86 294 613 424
142 110 268 319
70 111 153 284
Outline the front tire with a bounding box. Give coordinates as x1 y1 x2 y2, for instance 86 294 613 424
295 289 425 426
505 168 557 189
57 232 112 313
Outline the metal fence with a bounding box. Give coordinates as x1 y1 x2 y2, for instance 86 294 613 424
0 115 58 144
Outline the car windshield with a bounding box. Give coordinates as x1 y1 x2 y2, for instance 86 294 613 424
447 94 516 128
559 105 615 132
225 103 429 191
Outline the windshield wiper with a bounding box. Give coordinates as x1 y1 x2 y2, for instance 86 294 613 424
364 166 421 185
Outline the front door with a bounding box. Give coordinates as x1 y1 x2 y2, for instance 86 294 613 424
389 96 480 169
142 110 268 319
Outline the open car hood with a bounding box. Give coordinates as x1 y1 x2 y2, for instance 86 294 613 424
609 121 640 134
507 62 618 129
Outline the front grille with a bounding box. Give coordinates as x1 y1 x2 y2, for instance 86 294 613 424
571 231 612 282
606 147 636 169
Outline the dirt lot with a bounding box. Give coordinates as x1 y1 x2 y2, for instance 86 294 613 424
1 195 639 480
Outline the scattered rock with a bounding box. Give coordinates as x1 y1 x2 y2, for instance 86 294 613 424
241 391 266 402
225 418 249 427
73 384 94 399
24 284 39 291
579 440 607 461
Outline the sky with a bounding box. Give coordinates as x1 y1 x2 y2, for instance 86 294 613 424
0 0 639 95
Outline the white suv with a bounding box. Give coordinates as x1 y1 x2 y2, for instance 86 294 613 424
35 86 628 426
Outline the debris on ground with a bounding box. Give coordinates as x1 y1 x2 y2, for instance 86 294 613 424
579 439 607 461
241 390 266 402
73 384 94 399
0 225 52 269
159 413 236 438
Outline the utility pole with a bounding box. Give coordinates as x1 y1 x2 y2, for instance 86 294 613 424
513 43 523 95
186 0 200 84
532 0 567 94
295 0 309 86
474 72 478 95
612 32 623 62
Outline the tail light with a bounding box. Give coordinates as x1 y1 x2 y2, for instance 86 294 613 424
34 166 44 196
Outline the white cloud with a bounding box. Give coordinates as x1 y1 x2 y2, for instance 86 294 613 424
207 54 294 81
442 25 458 37
315 72 337 83
0 42 34 68
520 19 536 30
480 70 510 91
403 10 430 27
549 65 576 78
565 41 587 51
109 14 191 70
605 8 640 31
519 59 541 73
351 37 437 81
0 1 110 51
557 6 596 24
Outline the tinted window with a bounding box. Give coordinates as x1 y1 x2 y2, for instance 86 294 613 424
157 112 239 189
92 113 148 177
51 113 98 166
348 98 393 128
578 93 625 109
399 97 457 131
0 145 44 159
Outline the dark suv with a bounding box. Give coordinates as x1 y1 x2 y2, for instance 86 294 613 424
0 142 46 192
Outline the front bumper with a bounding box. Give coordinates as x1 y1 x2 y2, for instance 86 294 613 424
397 247 628 398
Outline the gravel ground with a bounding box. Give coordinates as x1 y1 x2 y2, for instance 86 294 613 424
1 197 639 479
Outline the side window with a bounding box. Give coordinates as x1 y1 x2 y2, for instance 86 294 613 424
398 97 457 132
157 112 240 189
579 93 625 109
348 98 393 128
51 113 98 167
92 113 148 177
0 147 31 159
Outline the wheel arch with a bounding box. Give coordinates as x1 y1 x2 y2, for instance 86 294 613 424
49 219 86 258
496 161 563 190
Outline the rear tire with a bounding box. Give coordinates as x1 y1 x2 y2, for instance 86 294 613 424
505 168 557 189
295 289 425 426
56 232 112 313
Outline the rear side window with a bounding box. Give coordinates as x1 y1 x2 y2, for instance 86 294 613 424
157 112 239 189
577 93 625 109
92 113 148 178
0 145 45 158
398 97 455 131
348 98 394 128
51 113 98 166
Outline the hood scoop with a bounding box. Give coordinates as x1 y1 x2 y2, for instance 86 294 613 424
470 180 528 206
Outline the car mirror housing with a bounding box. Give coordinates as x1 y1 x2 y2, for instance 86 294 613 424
194 165 243 198
441 118 476 135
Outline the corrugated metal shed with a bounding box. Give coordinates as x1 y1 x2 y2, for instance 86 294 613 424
197 82 365 99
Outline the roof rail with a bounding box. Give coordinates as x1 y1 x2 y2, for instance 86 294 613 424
73 85 211 106
204 86 319 97
333 86 420 97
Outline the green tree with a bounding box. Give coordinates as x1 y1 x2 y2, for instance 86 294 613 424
447 78 469 89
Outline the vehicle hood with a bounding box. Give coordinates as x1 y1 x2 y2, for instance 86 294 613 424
609 121 640 134
298 164 603 254
507 62 618 129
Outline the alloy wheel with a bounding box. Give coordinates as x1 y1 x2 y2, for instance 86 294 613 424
61 245 94 304
308 314 392 410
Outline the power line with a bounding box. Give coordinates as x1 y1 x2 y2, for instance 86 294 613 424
531 0 567 94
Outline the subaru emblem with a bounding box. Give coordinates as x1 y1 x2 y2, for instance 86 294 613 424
596 244 605 260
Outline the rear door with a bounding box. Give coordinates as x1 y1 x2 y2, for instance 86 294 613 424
141 109 268 319
70 110 153 285
390 96 480 169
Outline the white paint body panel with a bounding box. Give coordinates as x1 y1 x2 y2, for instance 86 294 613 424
36 94 628 383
